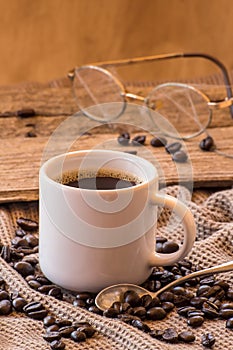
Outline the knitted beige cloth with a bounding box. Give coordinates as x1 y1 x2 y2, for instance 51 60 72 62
0 186 233 350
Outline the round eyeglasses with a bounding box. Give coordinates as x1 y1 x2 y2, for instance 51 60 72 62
68 52 233 157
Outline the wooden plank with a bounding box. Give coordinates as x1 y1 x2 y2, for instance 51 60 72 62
0 80 232 203
0 126 232 203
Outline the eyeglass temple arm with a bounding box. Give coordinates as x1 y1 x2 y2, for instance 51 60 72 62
68 52 233 117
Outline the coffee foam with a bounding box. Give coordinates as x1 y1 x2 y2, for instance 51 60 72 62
57 168 143 186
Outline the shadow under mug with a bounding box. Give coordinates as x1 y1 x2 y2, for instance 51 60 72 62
39 150 196 292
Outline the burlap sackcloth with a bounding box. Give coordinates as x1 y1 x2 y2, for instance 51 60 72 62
0 185 233 350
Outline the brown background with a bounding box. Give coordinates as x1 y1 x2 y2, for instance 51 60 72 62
1 0 233 85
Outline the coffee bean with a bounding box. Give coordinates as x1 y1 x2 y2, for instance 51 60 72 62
38 284 57 293
149 329 164 339
44 315 56 327
123 290 140 307
12 297 27 312
16 217 38 231
23 301 43 313
200 276 216 285
48 287 63 299
28 280 41 290
117 314 140 324
178 330 195 343
159 291 174 302
103 307 119 318
178 306 197 317
71 330 86 342
162 328 178 343
188 311 205 320
219 308 233 319
36 275 51 285
199 136 215 151
59 326 75 338
172 286 186 295
161 302 175 313
150 137 167 147
160 271 175 284
131 319 151 333
117 132 130 145
172 150 188 163
165 142 182 154
14 261 34 277
148 296 161 307
190 296 207 308
146 280 162 292
55 319 72 328
197 284 211 297
0 290 9 300
46 325 60 333
26 131 37 138
11 236 29 248
88 305 102 314
76 292 93 300
43 332 61 342
131 135 146 146
73 299 86 307
187 315 204 327
221 302 233 309
76 326 96 338
140 294 153 308
28 309 48 320
201 332 215 348
226 317 233 329
50 340 66 350
17 108 36 118
0 300 12 315
147 307 167 320
25 234 39 247
155 242 163 253
129 306 144 318
162 241 179 253
202 301 219 319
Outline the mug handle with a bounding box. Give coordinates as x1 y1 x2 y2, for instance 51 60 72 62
149 192 196 266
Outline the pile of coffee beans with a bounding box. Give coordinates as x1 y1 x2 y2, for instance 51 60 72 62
0 275 96 349
1 216 233 349
117 132 188 163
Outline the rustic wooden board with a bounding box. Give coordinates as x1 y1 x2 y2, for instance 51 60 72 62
0 126 232 203
0 81 232 203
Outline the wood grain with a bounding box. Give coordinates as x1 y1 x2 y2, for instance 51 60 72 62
0 80 232 203
0 127 232 203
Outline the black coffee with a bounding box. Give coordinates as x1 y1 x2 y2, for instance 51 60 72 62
60 169 142 190
65 176 137 190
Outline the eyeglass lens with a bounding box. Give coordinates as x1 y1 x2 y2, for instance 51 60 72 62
73 66 126 121
147 84 211 139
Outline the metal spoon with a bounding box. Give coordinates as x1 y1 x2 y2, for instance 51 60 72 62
95 260 233 311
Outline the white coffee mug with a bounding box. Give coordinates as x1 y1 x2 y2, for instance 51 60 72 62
39 150 196 292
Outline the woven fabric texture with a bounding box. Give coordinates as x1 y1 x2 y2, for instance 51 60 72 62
0 186 233 350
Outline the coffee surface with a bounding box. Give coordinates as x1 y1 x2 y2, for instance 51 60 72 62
66 176 137 190
59 169 142 190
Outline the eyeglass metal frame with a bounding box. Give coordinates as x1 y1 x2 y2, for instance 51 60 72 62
68 52 233 140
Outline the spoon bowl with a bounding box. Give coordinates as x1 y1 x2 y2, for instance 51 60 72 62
95 260 233 311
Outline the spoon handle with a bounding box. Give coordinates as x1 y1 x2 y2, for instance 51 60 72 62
154 260 233 297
